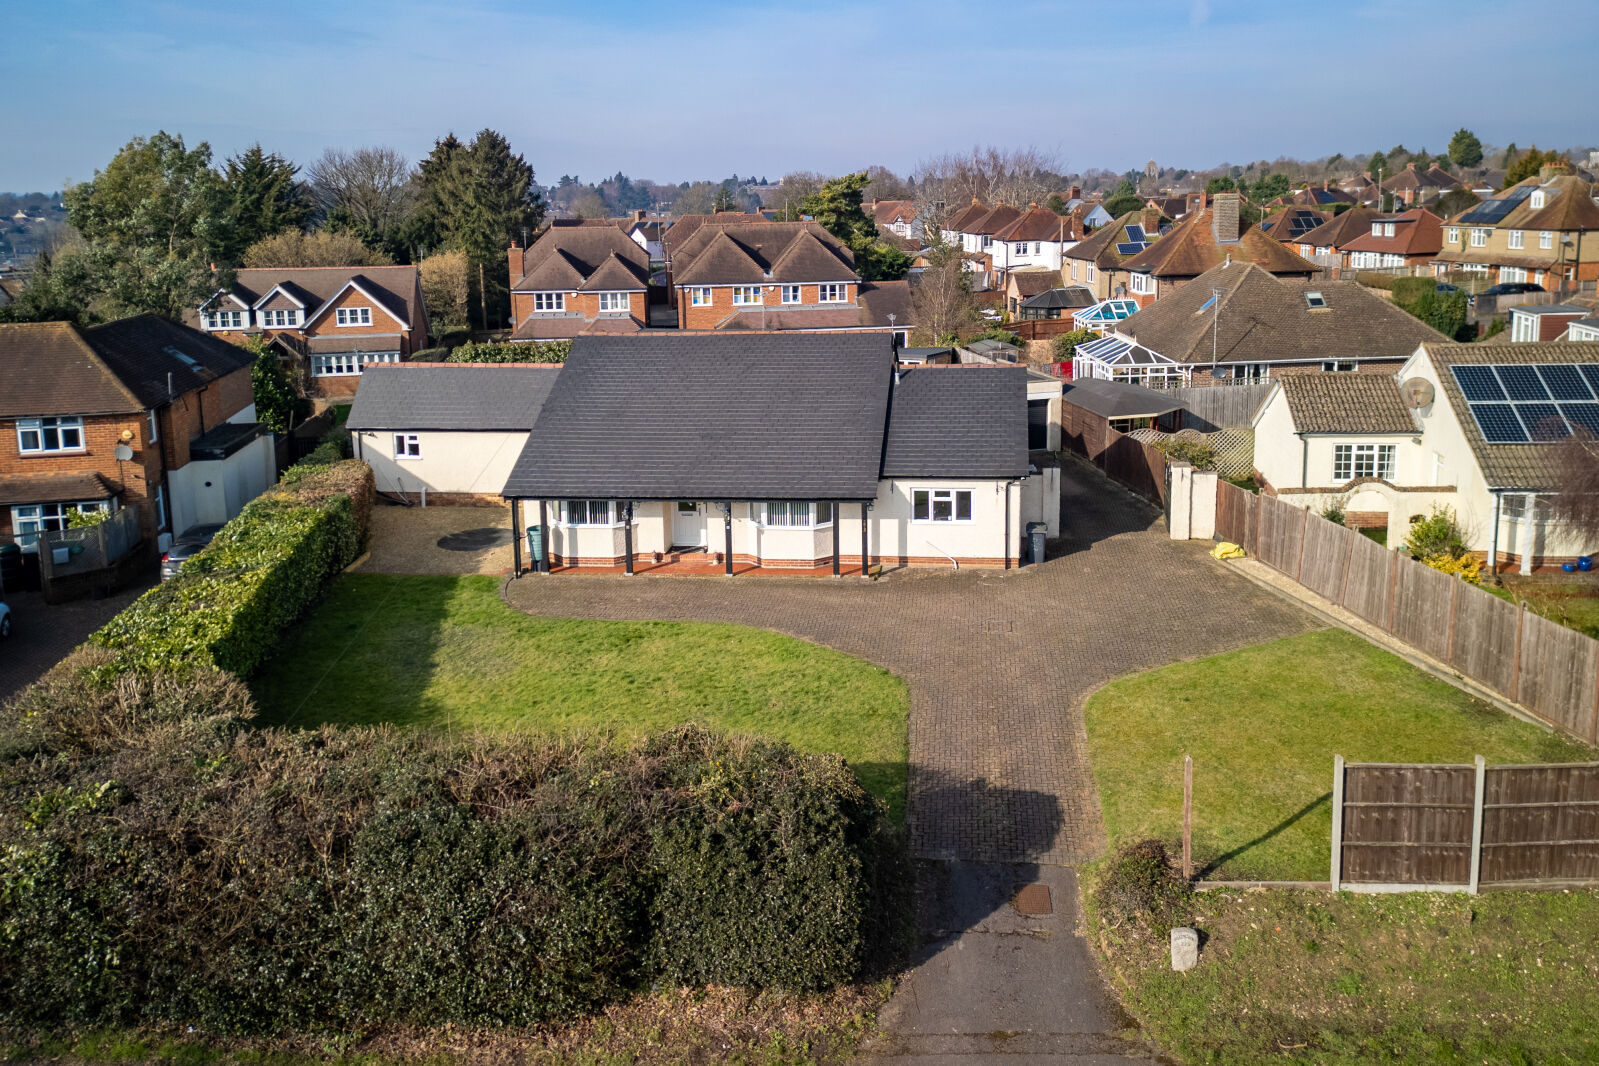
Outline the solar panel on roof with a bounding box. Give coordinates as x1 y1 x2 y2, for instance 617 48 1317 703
1497 365 1549 401
1580 365 1599 395
1536 364 1594 401
1518 403 1570 441
1125 224 1146 242
1469 403 1530 443
1560 403 1599 437
1452 365 1506 401
1115 241 1147 255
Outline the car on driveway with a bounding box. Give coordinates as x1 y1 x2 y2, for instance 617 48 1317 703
0 594 11 639
160 523 225 582
1481 281 1546 297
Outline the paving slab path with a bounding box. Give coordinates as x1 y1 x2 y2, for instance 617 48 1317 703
502 458 1314 1063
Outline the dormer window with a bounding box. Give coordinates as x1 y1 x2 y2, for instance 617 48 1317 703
1371 223 1382 238
260 308 299 328
1129 273 1155 295
1530 190 1546 209
335 307 372 326
204 310 243 330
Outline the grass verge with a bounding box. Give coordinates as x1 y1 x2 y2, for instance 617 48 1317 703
251 573 909 819
1084 628 1592 881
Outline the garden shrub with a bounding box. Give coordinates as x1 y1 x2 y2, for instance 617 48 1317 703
1320 496 1348 526
1404 505 1467 561
1154 438 1217 470
1052 327 1096 361
1096 839 1191 937
1424 551 1483 584
90 459 374 677
445 339 570 364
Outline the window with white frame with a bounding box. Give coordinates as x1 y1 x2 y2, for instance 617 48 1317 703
559 499 615 526
1500 266 1528 284
1371 223 1382 237
393 433 420 458
310 351 399 377
1383 222 1395 237
260 308 298 328
1321 360 1357 372
17 416 84 454
204 309 243 329
761 501 833 527
1070 261 1078 280
1470 228 1488 247
817 283 847 302
153 483 167 532
533 292 565 312
1530 190 1545 209
689 287 712 307
9 500 109 552
1508 229 1524 250
335 306 373 326
1447 227 1460 244
1300 243 1312 257
1511 313 1538 342
780 284 801 303
1129 273 1155 295
597 292 629 312
1231 363 1269 381
1540 230 1554 249
731 285 762 305
1332 443 1395 481
1086 262 1095 282
912 488 972 522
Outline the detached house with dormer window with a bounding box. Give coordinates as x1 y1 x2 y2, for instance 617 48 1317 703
667 221 862 331
1435 167 1599 292
508 225 652 341
191 265 429 404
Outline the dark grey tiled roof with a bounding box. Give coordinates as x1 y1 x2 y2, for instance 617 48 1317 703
881 367 1028 478
346 363 561 431
1061 378 1187 419
502 332 894 500
84 314 252 408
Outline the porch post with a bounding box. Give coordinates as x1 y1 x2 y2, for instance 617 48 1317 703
832 502 841 577
538 500 550 573
859 502 870 579
510 498 522 577
723 501 734 576
623 501 634 575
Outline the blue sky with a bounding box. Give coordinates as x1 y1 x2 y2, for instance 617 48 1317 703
5 0 1596 192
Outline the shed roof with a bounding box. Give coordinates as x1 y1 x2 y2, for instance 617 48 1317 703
347 362 563 432
881 366 1027 478
1061 378 1187 419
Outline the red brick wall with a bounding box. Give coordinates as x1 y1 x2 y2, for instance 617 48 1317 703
677 283 857 329
511 290 646 325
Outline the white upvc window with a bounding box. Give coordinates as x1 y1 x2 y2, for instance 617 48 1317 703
153 483 168 532
533 292 565 312
1508 229 1524 250
1129 272 1155 295
1231 363 1269 381
1383 222 1395 237
393 433 421 459
1530 190 1546 209
912 488 973 523
1447 227 1460 244
760 501 833 528
597 291 629 312
310 351 399 377
817 282 848 302
1371 223 1382 237
204 309 243 329
689 287 712 307
1470 228 1488 247
731 285 762 305
335 306 373 327
1086 262 1095 282
17 415 85 454
9 500 109 553
559 499 616 526
1321 360 1357 372
1500 266 1528 284
1511 313 1538 342
1540 230 1554 250
260 308 299 328
1333 443 1395 481
780 284 801 303
1070 261 1078 280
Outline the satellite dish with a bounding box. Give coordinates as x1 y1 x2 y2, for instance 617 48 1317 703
1401 377 1435 409
113 444 134 461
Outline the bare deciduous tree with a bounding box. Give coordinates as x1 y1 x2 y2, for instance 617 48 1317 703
307 146 414 233
242 229 392 268
908 240 979 345
914 145 1065 209
1548 436 1599 539
418 249 471 329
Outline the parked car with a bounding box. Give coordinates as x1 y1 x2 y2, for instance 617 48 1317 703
159 523 225 582
0 594 11 639
1481 282 1546 297
1435 282 1461 294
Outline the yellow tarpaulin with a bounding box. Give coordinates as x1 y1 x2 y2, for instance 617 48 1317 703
1211 542 1246 560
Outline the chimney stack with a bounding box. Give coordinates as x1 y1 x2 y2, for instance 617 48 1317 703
633 209 647 222
1070 184 1082 200
1212 192 1240 244
507 242 523 285
1141 207 1161 234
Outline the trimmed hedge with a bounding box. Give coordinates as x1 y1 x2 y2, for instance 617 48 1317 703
90 459 374 677
445 339 570 364
0 659 905 1032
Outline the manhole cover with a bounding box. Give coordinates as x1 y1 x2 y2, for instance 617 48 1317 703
437 527 515 552
1013 884 1053 916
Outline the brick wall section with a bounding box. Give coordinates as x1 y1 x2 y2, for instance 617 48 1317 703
677 283 858 329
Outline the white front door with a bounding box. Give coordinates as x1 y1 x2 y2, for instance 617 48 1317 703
672 501 706 548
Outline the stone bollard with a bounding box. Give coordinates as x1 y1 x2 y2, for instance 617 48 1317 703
1170 926 1199 971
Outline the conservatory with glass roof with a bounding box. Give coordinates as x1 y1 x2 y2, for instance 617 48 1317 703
1072 298 1140 335
1072 334 1190 388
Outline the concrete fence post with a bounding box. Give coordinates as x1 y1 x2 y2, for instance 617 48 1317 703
1468 754 1487 894
1330 754 1345 891
1168 463 1193 540
1191 470 1217 540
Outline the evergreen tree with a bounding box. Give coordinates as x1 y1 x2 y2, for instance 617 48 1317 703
245 336 305 434
1501 143 1519 168
797 172 912 281
1366 151 1389 180
1103 180 1144 217
222 145 314 259
1447 128 1484 169
411 133 467 254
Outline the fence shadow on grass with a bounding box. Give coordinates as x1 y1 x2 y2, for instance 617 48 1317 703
1198 791 1331 880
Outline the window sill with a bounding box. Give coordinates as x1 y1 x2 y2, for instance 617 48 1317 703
17 449 89 458
911 519 975 526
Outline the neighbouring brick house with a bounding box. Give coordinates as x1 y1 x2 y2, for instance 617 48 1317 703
191 266 429 404
1340 207 1444 272
1434 168 1599 293
1116 193 1318 307
1078 259 1446 385
507 226 651 341
988 206 1083 280
869 199 922 239
0 315 268 553
1260 207 1330 245
1290 207 1379 274
668 220 863 331
1061 210 1171 300
1382 162 1461 207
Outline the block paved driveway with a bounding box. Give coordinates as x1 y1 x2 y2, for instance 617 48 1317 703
504 459 1312 866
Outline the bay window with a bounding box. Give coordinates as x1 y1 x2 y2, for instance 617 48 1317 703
760 501 833 527
912 488 973 523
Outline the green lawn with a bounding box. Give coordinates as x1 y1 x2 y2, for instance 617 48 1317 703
1084 628 1592 881
1500 578 1599 640
253 574 909 818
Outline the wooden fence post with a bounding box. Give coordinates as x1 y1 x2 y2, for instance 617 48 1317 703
1446 578 1460 664
1511 604 1526 703
1330 754 1345 891
1591 644 1599 745
1182 754 1193 882
1385 550 1401 633
1295 506 1309 581
1337 524 1357 605
1468 754 1486 895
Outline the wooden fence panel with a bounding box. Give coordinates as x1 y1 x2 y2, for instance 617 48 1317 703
1215 480 1255 545
1340 529 1393 628
1450 583 1522 698
1339 763 1475 884
1481 764 1599 885
1100 429 1165 504
1389 557 1455 663
1298 513 1352 601
1256 494 1304 575
1515 613 1599 740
